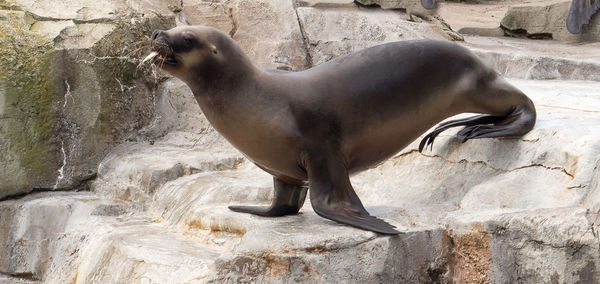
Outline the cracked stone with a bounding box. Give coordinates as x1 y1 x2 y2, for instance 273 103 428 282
54 23 116 49
296 6 459 65
355 0 438 17
0 0 177 198
178 0 233 33
229 0 309 70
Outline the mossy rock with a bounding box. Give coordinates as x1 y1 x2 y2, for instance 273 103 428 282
0 11 59 196
0 6 176 198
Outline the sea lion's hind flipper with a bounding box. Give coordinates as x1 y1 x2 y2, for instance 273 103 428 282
419 114 504 152
306 151 400 235
457 104 536 142
228 177 308 217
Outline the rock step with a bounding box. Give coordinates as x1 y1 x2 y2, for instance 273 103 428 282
150 173 447 283
462 36 600 80
0 192 230 283
74 220 227 284
147 166 597 282
91 141 244 209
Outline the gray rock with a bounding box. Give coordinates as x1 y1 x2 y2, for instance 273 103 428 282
486 208 600 283
0 0 178 199
296 6 461 65
0 192 128 283
178 0 234 33
74 220 225 284
501 1 600 42
462 36 600 80
91 141 244 209
355 0 438 17
2 77 600 283
230 0 310 71
139 78 210 138
0 192 227 283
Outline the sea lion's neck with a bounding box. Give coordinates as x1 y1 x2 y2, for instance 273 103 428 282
185 47 269 125
186 40 262 97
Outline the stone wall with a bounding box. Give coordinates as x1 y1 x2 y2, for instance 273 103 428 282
0 0 178 198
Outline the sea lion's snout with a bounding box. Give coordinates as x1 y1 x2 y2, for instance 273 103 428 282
149 30 178 66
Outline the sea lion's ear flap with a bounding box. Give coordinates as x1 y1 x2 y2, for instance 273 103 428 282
567 0 600 34
210 44 218 55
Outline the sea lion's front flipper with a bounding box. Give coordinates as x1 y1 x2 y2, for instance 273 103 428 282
305 152 400 235
229 177 308 217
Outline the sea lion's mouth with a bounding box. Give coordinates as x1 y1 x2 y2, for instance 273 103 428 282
154 53 178 65
147 41 179 66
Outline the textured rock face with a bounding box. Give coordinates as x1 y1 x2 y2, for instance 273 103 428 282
501 1 600 41
296 6 462 65
0 0 177 198
230 0 310 71
355 0 437 16
2 0 600 283
464 36 600 80
0 12 57 198
178 0 234 32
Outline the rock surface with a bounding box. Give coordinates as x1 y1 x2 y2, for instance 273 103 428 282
437 0 600 42
296 6 462 65
2 0 600 283
464 35 600 80
0 0 177 198
355 0 438 17
231 0 310 71
501 1 600 41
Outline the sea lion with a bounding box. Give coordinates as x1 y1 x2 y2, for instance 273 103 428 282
147 26 536 234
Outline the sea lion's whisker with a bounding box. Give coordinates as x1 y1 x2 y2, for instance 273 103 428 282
130 46 152 57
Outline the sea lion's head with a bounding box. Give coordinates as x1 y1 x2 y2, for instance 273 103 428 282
148 26 243 86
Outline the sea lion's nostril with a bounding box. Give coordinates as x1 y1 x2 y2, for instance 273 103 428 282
151 30 162 40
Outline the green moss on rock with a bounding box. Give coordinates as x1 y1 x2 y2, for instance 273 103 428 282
0 12 58 193
0 8 177 197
